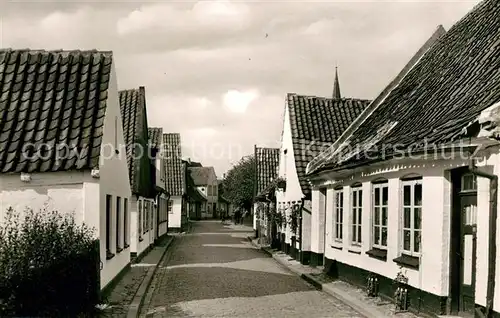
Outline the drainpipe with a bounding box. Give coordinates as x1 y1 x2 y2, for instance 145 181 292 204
469 159 497 318
299 197 305 262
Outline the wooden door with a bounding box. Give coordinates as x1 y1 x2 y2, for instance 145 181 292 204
459 194 477 316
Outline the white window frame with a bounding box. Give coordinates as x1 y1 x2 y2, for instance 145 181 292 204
372 182 388 250
333 188 343 243
401 179 422 257
351 186 362 246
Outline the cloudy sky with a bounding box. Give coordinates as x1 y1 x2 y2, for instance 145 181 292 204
1 0 480 177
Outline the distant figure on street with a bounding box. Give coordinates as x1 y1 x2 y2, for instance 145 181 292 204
234 209 241 225
241 209 248 225
220 210 227 224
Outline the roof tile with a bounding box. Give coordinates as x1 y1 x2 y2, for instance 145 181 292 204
188 167 215 186
310 0 500 173
163 133 185 196
148 127 163 150
0 49 112 173
287 93 370 195
254 147 280 197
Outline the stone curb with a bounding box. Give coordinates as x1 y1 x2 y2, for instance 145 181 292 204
126 237 175 318
246 236 384 318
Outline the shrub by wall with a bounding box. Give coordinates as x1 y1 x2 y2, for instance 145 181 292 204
0 207 100 316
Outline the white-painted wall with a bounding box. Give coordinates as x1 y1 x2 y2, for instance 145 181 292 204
310 188 326 256
168 196 183 230
0 172 86 224
276 102 305 245
155 157 163 189
0 63 132 291
302 200 312 252
97 63 132 289
157 192 169 238
312 148 500 311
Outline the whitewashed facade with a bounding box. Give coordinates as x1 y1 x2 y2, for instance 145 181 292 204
0 52 132 290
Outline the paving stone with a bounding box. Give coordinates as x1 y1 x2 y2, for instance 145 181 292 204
141 220 365 317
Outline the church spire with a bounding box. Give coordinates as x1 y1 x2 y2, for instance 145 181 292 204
332 66 341 99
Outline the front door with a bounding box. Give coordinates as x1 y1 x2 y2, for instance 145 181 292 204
459 194 477 315
450 170 478 317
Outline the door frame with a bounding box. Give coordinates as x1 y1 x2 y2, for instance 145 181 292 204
449 167 477 316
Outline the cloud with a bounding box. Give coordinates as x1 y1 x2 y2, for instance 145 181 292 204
223 89 259 113
116 1 251 37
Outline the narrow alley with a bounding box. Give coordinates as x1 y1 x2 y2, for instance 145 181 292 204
140 221 364 317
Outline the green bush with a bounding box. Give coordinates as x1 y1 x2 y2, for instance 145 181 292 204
0 207 100 316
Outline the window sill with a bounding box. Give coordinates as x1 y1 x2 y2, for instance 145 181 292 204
331 243 343 250
106 251 115 260
116 247 123 254
139 237 144 242
393 254 419 270
366 248 387 261
348 248 361 255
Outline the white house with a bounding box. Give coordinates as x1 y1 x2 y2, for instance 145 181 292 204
119 87 157 261
253 146 280 242
276 80 370 265
148 127 169 241
0 49 131 291
188 166 218 219
306 2 500 316
164 133 188 232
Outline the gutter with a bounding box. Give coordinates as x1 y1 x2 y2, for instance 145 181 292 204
469 158 497 318
311 143 480 178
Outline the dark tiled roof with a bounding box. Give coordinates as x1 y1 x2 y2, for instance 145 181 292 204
163 133 185 196
186 171 207 202
188 167 215 186
148 127 162 150
119 87 151 195
287 93 371 195
184 159 203 167
0 49 112 173
308 0 500 174
254 147 279 197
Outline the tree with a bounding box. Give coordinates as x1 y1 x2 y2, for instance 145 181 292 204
221 155 255 212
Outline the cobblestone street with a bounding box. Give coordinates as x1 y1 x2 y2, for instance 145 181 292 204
140 220 364 317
